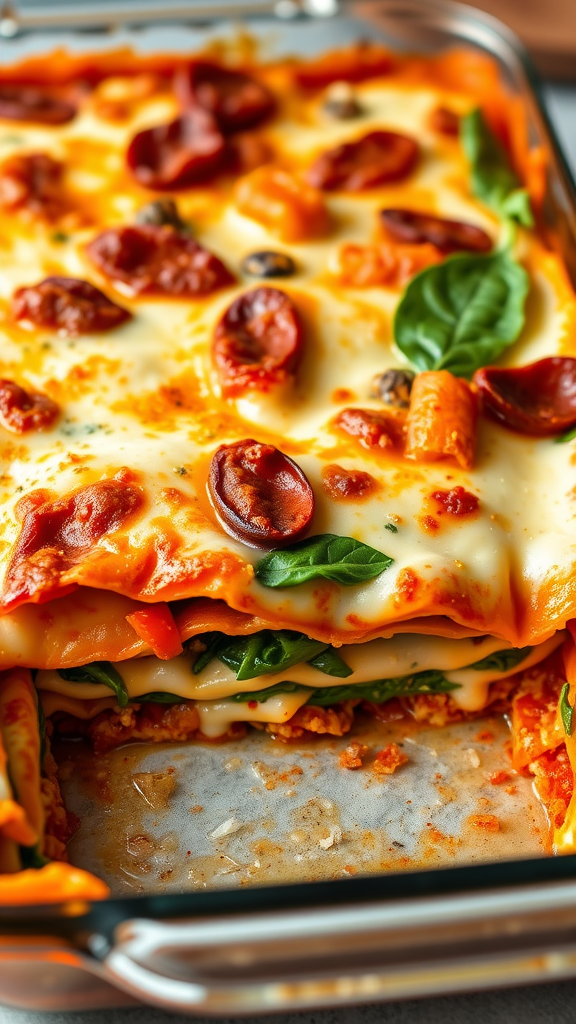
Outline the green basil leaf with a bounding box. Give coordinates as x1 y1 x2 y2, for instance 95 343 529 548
308 648 353 678
58 662 129 707
192 629 328 682
460 108 534 227
468 646 532 672
307 669 459 706
394 249 529 377
231 681 307 703
560 682 574 737
255 534 393 588
135 691 184 704
555 425 576 444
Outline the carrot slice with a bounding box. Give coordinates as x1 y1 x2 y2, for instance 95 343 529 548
405 370 477 469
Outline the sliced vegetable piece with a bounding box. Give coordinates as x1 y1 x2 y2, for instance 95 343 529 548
307 130 418 192
405 371 477 470
394 250 529 377
381 208 492 255
208 439 314 549
126 604 183 660
58 662 129 707
194 629 328 681
460 108 533 227
212 286 303 397
255 533 393 588
235 166 329 242
474 358 576 436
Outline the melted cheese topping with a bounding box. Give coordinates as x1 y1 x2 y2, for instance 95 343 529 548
0 49 574 653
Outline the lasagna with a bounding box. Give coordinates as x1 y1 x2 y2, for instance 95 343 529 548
0 38 576 904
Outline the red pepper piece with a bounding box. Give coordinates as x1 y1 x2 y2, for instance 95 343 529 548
126 605 183 661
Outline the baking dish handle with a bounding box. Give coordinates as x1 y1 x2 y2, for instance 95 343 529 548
100 882 576 1015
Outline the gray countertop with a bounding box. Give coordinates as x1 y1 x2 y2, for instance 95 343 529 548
2 81 576 1024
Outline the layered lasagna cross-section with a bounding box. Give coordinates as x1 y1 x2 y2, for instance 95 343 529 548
1 39 576 902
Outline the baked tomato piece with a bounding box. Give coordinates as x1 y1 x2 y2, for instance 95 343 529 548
86 225 234 298
0 379 59 433
175 61 275 132
307 130 418 191
12 277 132 337
127 109 226 190
212 286 303 397
208 439 314 548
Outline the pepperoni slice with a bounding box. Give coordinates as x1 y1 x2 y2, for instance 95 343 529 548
126 110 226 190
0 152 65 220
307 131 418 192
208 439 314 548
4 478 143 608
175 61 275 133
474 358 576 436
212 287 303 398
12 277 132 337
86 225 234 298
381 209 492 254
0 85 76 125
0 379 59 433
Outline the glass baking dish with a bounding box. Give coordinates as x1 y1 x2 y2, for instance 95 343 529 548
2 0 576 1013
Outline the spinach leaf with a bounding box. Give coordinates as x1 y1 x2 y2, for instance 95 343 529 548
255 534 393 588
308 648 353 677
555 425 576 444
230 669 458 706
231 681 306 703
191 631 227 675
393 249 529 377
468 646 532 672
560 682 574 737
307 669 458 706
460 108 533 227
192 630 329 682
58 662 129 707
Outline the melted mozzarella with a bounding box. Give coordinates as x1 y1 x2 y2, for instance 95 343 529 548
0 59 574 651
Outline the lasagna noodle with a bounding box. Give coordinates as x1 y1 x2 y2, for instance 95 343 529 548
0 669 43 848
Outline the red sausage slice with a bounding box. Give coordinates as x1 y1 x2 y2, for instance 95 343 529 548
127 110 226 190
474 358 576 435
176 61 275 133
307 130 418 192
212 287 303 398
208 439 314 548
12 277 132 337
0 152 65 220
380 208 492 254
0 85 76 125
86 225 234 298
0 379 59 433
